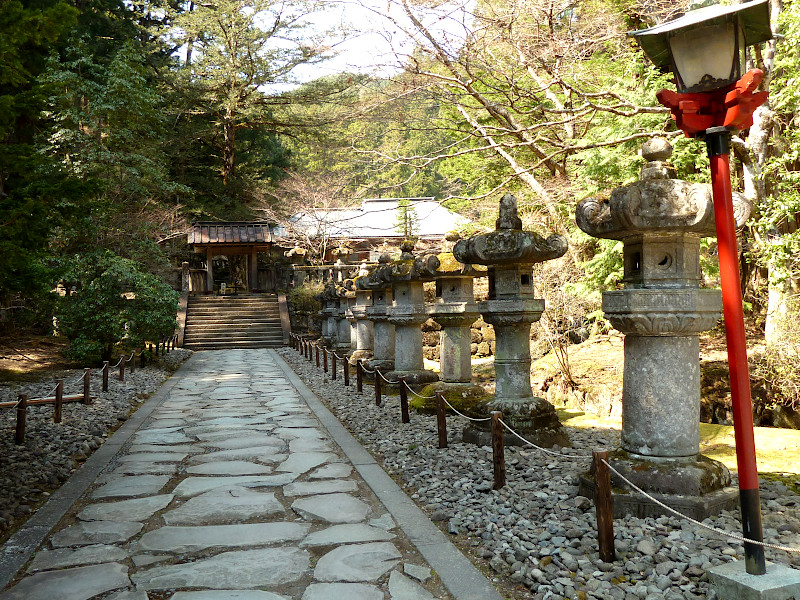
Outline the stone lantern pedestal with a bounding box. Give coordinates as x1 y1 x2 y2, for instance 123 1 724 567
362 255 396 371
384 241 440 385
335 288 351 352
344 283 358 352
317 281 339 346
575 138 748 518
423 232 488 404
351 266 374 361
454 195 569 447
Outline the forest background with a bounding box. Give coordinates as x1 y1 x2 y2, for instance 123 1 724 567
0 0 798 406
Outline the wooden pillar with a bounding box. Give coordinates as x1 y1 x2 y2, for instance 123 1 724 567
206 247 214 293
249 248 258 292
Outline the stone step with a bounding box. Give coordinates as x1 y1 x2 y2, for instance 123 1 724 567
182 340 284 349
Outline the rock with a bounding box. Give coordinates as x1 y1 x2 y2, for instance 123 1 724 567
292 493 370 523
313 542 401 582
388 571 435 600
0 562 129 600
133 548 309 590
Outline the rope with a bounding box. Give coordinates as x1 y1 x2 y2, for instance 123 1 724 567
112 356 124 368
498 418 585 459
127 351 135 362
377 370 400 385
440 396 491 421
602 459 800 555
68 372 86 386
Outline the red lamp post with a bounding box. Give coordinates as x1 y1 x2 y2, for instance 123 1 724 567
630 0 772 576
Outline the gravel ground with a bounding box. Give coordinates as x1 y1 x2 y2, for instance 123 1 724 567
0 349 192 540
279 348 800 600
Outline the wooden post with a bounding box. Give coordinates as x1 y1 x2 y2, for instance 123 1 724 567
102 361 109 392
149 343 154 359
315 344 320 368
343 358 350 386
323 348 328 373
83 368 91 404
140 348 146 369
15 395 27 445
374 367 382 406
435 392 448 449
491 411 506 490
332 353 337 380
356 359 363 393
400 377 410 424
54 380 64 424
308 341 313 363
119 357 125 382
130 353 136 374
593 450 616 563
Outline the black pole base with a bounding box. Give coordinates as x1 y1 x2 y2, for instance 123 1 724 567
740 487 766 575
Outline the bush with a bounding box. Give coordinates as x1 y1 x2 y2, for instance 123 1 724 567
55 251 179 363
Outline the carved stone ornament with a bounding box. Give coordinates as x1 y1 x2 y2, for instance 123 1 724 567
603 285 721 335
454 195 567 267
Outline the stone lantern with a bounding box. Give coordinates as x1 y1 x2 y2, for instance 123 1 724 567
575 138 749 517
285 247 308 288
361 255 396 371
350 262 374 360
384 240 440 385
454 195 569 447
424 232 488 401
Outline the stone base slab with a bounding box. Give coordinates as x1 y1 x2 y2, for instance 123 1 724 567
578 474 739 520
366 359 394 372
385 370 439 386
708 561 800 600
462 423 570 449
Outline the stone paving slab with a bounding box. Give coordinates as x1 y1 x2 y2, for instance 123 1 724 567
50 521 142 547
77 494 173 522
299 523 396 547
172 474 297 497
186 460 274 475
162 487 285 525
171 592 289 600
137 522 310 553
0 562 129 600
91 475 171 499
132 547 310 590
27 544 130 573
292 493 371 523
313 542 402 582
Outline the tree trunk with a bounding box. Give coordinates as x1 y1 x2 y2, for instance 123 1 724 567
222 118 235 185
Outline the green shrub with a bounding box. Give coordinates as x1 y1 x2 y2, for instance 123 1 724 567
55 251 178 363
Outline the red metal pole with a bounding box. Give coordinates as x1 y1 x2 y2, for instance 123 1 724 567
706 126 765 575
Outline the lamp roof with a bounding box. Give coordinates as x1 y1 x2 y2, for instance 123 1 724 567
630 0 772 68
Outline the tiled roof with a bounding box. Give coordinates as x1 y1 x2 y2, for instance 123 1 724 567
188 222 276 245
288 198 470 239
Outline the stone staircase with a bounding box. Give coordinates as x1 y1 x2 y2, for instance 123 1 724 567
183 293 284 350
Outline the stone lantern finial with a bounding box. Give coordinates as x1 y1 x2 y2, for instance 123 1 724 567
496 194 523 230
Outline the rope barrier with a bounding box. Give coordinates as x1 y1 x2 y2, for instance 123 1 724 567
377 369 400 385
112 356 125 368
282 348 800 558
440 396 491 421
601 459 800 554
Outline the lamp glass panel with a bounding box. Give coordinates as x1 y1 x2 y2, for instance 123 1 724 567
669 21 740 92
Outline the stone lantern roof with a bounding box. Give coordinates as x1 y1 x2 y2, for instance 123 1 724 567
576 137 751 240
453 195 568 267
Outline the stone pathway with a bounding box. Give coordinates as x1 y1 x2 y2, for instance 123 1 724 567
0 350 463 600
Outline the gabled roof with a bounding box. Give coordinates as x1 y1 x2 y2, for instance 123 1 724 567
188 222 277 245
287 198 470 240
